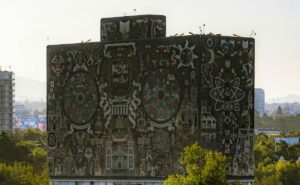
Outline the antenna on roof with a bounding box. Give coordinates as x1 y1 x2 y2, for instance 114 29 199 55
202 24 206 35
249 30 256 37
46 37 50 45
199 24 206 35
133 8 136 15
199 26 202 35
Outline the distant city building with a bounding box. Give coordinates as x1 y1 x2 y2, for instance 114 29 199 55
15 115 46 131
255 128 280 136
38 114 46 131
0 69 15 133
15 104 25 118
15 104 47 131
255 88 265 116
275 137 300 145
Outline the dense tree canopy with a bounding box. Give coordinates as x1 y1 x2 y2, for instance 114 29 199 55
0 132 31 164
0 129 49 184
0 127 299 185
164 143 238 185
165 134 300 185
254 134 300 185
255 113 300 133
0 163 48 185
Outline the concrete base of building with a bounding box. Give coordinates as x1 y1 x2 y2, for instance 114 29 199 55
50 177 254 185
50 180 163 185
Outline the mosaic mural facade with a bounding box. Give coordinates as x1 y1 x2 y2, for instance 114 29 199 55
47 15 254 180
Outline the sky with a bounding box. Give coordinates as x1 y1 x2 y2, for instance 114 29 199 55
0 0 300 100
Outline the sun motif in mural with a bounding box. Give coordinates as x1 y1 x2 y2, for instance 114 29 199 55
210 77 245 111
142 68 181 123
175 40 198 69
63 71 99 125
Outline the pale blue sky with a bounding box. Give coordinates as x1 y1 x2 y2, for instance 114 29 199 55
0 0 300 100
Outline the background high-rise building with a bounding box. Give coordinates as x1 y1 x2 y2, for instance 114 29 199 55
0 69 15 133
255 88 265 116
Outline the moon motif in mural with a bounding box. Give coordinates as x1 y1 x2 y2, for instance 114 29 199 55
142 68 181 123
63 71 98 125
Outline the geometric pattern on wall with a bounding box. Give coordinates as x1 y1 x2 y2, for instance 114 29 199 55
47 15 254 180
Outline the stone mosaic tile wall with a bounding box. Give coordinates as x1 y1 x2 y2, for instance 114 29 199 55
47 15 254 179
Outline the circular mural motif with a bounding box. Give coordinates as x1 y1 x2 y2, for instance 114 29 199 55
142 68 181 123
63 71 98 125
48 133 56 147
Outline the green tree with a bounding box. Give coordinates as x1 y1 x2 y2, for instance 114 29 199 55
31 147 47 172
255 113 300 133
0 130 49 184
275 141 289 159
254 133 300 185
254 159 300 185
254 134 276 167
288 143 300 161
276 160 300 185
0 162 49 185
22 128 47 144
0 132 31 164
276 106 284 117
164 143 233 185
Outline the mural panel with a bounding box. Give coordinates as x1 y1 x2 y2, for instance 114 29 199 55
142 68 181 123
47 15 254 180
101 15 166 41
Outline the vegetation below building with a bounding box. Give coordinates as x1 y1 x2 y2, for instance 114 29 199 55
0 129 48 185
0 129 299 185
255 113 300 133
253 133 300 185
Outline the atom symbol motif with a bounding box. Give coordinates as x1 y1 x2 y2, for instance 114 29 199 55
210 77 245 111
